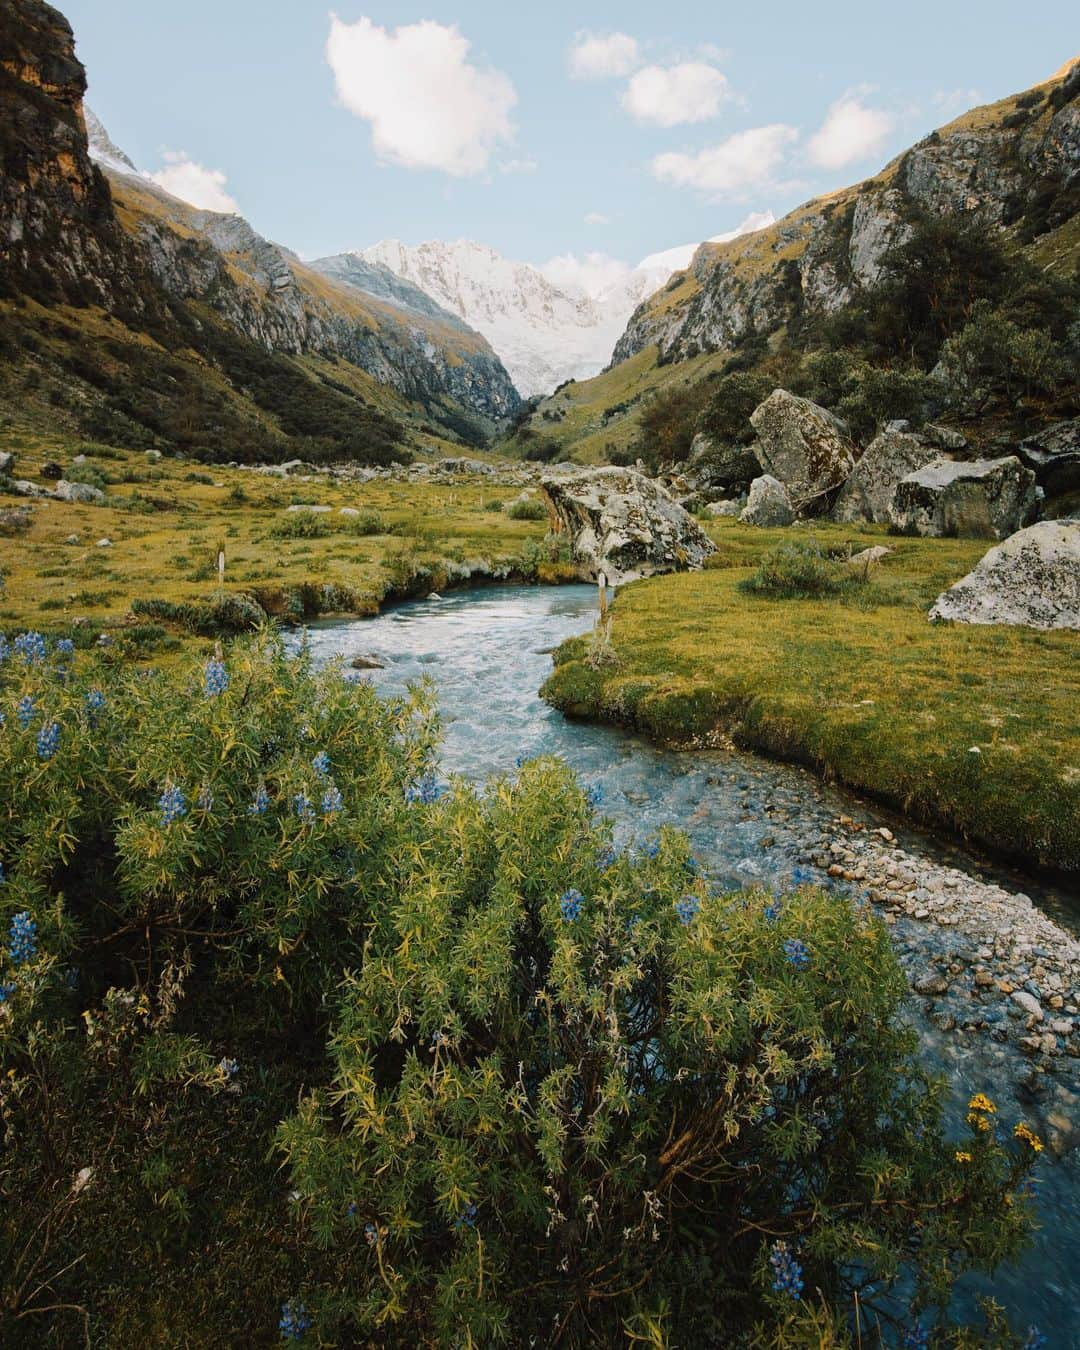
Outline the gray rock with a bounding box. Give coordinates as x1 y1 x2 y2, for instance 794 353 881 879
96 538 112 548
339 507 361 517
540 467 715 583
929 521 1080 630
848 188 912 287
740 475 795 527
54 479 105 504
683 433 760 491
833 429 941 524
350 653 385 670
12 479 48 498
847 545 894 569
913 971 950 995
0 451 15 474
890 456 1036 539
1015 419 1080 502
749 390 856 514
923 424 967 452
704 499 743 518
285 503 331 513
145 449 163 462
1011 990 1044 1021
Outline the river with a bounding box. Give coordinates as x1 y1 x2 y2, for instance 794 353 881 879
295 583 1080 1346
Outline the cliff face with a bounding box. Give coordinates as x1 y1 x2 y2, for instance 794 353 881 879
612 60 1080 367
0 0 147 309
0 0 518 434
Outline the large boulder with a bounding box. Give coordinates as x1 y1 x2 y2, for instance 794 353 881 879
54 479 105 504
540 467 714 583
684 433 760 490
832 429 942 524
1015 420 1080 506
929 521 1080 629
749 390 857 514
740 475 795 528
890 457 1036 539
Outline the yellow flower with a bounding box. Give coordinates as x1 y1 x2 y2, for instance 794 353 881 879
966 1112 991 1132
1014 1122 1044 1152
955 1150 972 1163
968 1093 997 1114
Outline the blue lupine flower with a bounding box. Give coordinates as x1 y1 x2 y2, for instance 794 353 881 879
768 1240 803 1299
278 1300 312 1340
454 1203 478 1230
585 783 604 808
902 1321 929 1350
764 902 782 923
596 845 616 870
0 636 8 664
684 857 699 875
559 889 584 923
1023 1327 1047 1350
159 784 187 825
674 895 700 926
312 751 331 777
197 785 214 812
294 792 316 825
514 754 526 769
218 1058 239 1077
643 840 660 860
364 1222 378 1246
0 982 16 1003
16 695 35 730
36 721 60 760
0 861 5 884
55 638 74 657
249 783 270 815
203 659 229 697
321 784 344 815
85 688 106 720
14 631 46 665
790 866 815 887
8 912 37 966
783 938 810 969
405 773 446 805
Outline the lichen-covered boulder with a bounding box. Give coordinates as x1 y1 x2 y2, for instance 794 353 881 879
53 479 105 504
890 457 1036 539
740 475 795 528
684 433 761 490
832 429 942 524
929 521 1080 629
1015 420 1080 505
540 467 714 583
749 390 857 514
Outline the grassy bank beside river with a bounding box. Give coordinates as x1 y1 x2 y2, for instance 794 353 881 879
541 520 1080 875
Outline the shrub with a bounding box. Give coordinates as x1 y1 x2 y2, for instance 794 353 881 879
64 462 111 491
0 638 1041 1344
270 509 330 539
739 539 864 599
522 438 562 464
939 301 1073 408
506 496 548 521
340 508 386 536
696 371 773 444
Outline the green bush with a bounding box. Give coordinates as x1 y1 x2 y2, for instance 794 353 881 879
340 508 387 536
740 540 864 599
505 496 548 521
696 371 774 444
64 461 111 491
0 635 1041 1344
270 509 330 539
940 301 1074 408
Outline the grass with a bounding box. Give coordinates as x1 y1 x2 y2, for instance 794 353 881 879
0 441 553 654
541 519 1080 874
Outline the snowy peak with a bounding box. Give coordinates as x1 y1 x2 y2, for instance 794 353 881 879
637 211 776 276
84 105 139 177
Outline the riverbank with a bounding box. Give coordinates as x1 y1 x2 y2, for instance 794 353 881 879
0 441 568 657
540 519 1080 875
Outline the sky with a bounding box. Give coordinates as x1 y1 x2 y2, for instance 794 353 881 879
64 0 1076 292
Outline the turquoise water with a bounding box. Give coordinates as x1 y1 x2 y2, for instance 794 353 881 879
297 583 1080 1345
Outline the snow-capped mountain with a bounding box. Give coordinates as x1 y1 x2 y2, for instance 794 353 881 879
338 215 774 398
84 105 139 177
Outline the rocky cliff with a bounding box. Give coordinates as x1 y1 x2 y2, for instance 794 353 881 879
612 59 1080 367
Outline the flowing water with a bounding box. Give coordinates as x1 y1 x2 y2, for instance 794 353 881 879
296 583 1080 1345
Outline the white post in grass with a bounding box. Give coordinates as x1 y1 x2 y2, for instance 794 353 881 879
598 570 608 622
217 542 225 588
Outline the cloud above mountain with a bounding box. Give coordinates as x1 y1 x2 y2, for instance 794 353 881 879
568 32 641 79
807 92 894 169
147 151 239 213
651 124 799 198
326 15 517 176
622 62 730 127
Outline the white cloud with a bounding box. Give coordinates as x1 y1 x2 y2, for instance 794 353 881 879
636 210 776 272
651 124 798 198
539 250 632 298
147 151 239 213
326 14 516 176
500 157 538 174
584 211 610 225
932 88 983 119
568 32 640 79
622 62 729 127
807 92 894 170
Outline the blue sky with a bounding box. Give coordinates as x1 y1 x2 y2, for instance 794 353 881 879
65 0 1075 285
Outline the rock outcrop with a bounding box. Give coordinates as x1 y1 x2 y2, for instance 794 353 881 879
890 457 1037 539
611 59 1080 367
832 428 942 524
540 467 714 583
749 391 856 514
1015 420 1080 508
740 475 795 527
929 521 1080 628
